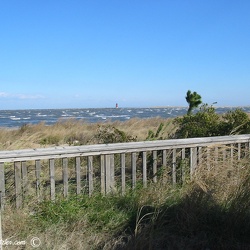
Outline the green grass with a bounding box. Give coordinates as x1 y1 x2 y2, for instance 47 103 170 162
7 165 244 250
33 192 140 233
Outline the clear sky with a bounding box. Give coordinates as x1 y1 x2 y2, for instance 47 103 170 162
0 0 250 109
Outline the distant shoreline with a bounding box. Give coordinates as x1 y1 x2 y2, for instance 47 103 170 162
0 105 250 111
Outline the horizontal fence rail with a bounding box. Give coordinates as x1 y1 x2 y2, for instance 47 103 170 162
0 134 249 209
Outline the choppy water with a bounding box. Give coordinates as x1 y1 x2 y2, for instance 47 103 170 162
0 106 249 128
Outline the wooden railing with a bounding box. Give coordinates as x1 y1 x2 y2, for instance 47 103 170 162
0 134 250 209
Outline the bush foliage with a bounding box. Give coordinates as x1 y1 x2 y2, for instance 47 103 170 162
91 124 137 144
173 104 250 138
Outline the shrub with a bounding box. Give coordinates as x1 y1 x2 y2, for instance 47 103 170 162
219 108 250 135
40 135 61 145
173 104 221 138
91 125 137 144
173 105 250 138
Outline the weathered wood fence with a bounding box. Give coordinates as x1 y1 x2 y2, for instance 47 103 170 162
0 134 250 209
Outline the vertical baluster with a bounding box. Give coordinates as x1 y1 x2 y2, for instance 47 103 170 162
142 151 147 188
237 143 241 179
100 155 105 194
49 159 55 201
110 154 115 191
198 147 202 166
162 149 167 167
190 147 197 178
21 161 28 205
172 148 176 185
238 143 241 160
21 161 27 202
215 147 218 166
207 147 211 170
88 156 93 196
35 160 41 201
62 158 68 197
121 153 126 195
105 155 111 193
15 162 22 208
230 144 234 168
75 157 81 195
153 151 157 183
132 152 136 189
181 148 186 182
0 163 5 210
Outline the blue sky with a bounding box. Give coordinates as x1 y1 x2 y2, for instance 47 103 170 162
0 0 250 109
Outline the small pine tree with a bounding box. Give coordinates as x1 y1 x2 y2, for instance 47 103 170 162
186 90 202 115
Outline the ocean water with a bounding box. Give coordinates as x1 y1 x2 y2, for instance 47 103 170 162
0 107 249 128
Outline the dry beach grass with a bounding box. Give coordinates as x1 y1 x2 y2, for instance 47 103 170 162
0 117 175 150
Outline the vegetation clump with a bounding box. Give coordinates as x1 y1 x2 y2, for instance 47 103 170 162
91 124 137 144
146 122 165 141
220 108 250 135
173 104 250 138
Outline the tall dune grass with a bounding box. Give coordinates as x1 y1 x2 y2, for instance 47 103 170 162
0 117 175 150
122 147 250 249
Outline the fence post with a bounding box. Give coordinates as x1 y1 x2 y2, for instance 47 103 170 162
49 159 55 201
132 152 137 189
181 148 186 182
105 155 111 193
110 154 115 191
15 162 22 209
172 149 176 185
21 161 28 200
75 157 81 195
88 156 93 196
35 160 41 201
121 153 126 194
153 151 157 183
100 155 105 194
230 144 234 167
0 163 5 210
162 149 167 167
190 147 197 178
62 158 68 198
142 151 147 188
238 143 241 160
